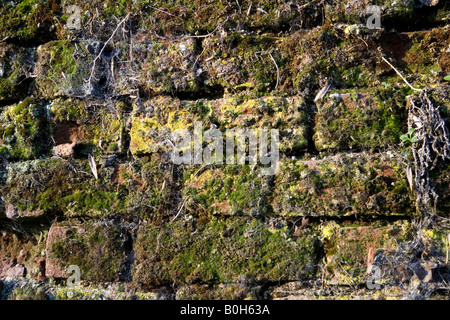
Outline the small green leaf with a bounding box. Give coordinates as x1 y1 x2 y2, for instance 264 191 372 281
407 128 415 135
400 135 409 142
444 74 450 81
382 81 391 88
410 136 418 143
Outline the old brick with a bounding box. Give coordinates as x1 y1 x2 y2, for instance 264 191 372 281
45 222 126 282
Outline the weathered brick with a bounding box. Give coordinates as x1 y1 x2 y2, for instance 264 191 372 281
0 230 47 279
0 44 35 101
0 155 177 219
183 165 273 216
130 95 308 156
45 222 126 282
122 32 199 95
273 151 415 217
321 220 412 285
0 98 52 160
314 89 407 151
48 98 125 156
34 40 93 98
132 217 319 287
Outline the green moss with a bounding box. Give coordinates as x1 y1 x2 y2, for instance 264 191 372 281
0 228 48 278
47 98 124 155
0 45 34 100
128 36 199 95
184 165 272 216
101 0 130 19
48 222 125 283
0 98 51 159
133 217 319 287
2 154 178 219
202 33 279 93
273 152 414 217
130 95 307 156
314 88 408 151
421 228 449 259
62 190 124 217
9 282 48 300
35 40 92 98
0 0 57 42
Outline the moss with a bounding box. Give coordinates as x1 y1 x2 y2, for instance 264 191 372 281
132 217 319 287
48 98 124 156
0 44 35 100
273 152 415 217
184 165 272 216
0 98 51 160
0 0 57 43
0 228 48 278
8 282 48 300
136 0 320 37
129 96 202 155
48 222 125 282
2 153 179 219
380 26 450 87
314 88 408 151
35 40 92 98
432 162 450 217
130 95 307 156
61 190 124 217
323 220 413 285
175 283 262 300
202 32 279 93
325 0 414 25
214 95 308 153
421 228 449 259
126 34 199 95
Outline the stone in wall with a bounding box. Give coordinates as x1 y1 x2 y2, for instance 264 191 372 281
0 98 52 161
183 165 273 217
130 95 308 156
322 220 413 286
49 98 125 156
0 228 47 279
0 154 179 219
125 32 199 95
3 0 447 46
273 151 415 217
45 221 126 282
34 40 93 98
0 44 35 101
0 1 59 43
314 89 407 151
132 217 319 287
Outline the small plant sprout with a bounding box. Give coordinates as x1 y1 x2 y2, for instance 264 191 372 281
400 128 418 143
444 74 450 81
